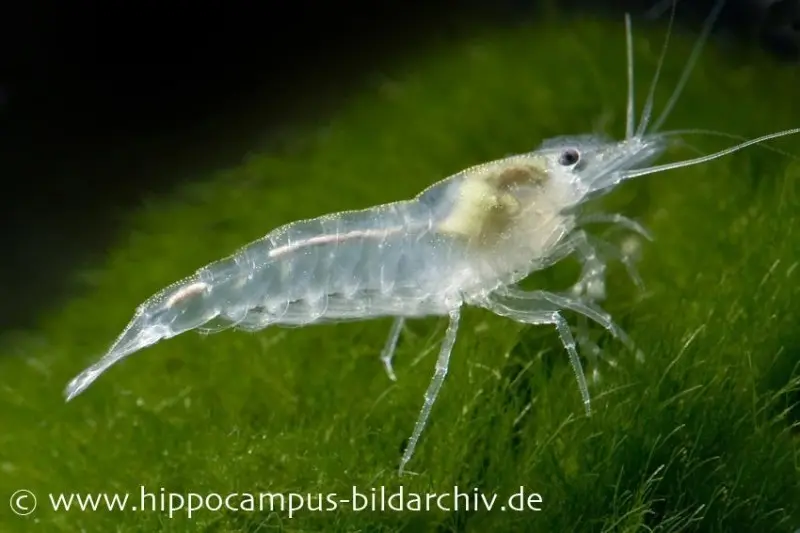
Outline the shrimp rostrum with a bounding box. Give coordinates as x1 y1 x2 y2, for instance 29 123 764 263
64 3 799 474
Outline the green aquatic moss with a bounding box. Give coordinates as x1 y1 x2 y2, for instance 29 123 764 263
1 12 799 533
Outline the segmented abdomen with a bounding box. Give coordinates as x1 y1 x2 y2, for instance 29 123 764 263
191 197 464 331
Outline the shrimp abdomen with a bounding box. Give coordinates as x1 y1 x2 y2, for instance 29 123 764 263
64 190 462 400
234 199 459 326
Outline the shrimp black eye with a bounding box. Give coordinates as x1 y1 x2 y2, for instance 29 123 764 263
558 148 580 166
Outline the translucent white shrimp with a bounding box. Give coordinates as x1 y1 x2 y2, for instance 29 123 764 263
64 0 799 475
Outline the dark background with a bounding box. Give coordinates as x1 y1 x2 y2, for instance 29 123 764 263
1 0 798 331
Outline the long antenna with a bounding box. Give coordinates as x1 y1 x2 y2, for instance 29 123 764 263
624 13 636 140
636 0 678 137
651 0 726 132
621 128 800 180
660 128 800 159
